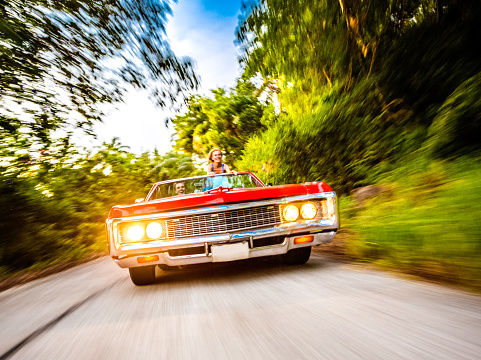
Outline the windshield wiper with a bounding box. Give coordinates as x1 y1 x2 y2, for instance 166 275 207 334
204 186 233 194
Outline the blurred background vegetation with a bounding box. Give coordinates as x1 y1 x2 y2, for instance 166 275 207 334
1 0 480 289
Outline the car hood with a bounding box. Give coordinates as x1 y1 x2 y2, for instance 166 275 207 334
108 182 333 219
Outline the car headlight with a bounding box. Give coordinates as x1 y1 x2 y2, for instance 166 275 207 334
300 202 317 220
283 204 299 222
126 225 144 241
146 222 163 239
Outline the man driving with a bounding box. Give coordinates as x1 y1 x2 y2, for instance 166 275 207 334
175 182 186 195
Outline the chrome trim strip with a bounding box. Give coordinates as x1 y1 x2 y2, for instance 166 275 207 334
166 252 210 260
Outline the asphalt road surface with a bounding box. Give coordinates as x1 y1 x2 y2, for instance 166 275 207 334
1 252 480 360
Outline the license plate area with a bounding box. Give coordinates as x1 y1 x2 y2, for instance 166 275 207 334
212 242 249 262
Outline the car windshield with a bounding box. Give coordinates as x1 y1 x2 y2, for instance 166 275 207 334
147 173 264 200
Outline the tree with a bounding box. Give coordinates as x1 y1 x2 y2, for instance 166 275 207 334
0 135 200 272
427 72 481 158
0 0 199 146
233 0 481 194
171 79 268 165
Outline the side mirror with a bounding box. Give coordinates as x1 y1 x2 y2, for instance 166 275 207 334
135 198 144 203
266 183 273 187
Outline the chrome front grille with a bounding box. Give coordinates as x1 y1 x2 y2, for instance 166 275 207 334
165 205 281 239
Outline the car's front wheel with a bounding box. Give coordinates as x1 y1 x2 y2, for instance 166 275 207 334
129 265 156 286
283 246 311 265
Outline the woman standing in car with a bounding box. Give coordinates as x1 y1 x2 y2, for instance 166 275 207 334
205 148 234 175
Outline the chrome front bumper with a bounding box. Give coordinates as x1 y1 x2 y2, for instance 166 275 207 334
111 221 337 268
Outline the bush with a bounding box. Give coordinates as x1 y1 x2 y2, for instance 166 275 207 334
427 73 481 158
343 157 481 289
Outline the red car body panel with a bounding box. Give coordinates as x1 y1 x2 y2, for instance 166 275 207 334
108 182 332 219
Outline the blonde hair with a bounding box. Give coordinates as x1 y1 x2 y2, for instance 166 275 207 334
208 148 222 162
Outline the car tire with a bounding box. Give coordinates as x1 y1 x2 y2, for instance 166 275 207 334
129 265 156 286
283 246 311 265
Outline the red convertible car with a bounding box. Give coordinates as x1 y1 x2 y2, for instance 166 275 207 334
106 172 339 285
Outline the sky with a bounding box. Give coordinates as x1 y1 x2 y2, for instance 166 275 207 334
86 0 243 155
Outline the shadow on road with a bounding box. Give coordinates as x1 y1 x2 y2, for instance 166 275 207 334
144 253 342 288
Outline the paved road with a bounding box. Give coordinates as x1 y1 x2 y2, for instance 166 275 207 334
1 252 480 360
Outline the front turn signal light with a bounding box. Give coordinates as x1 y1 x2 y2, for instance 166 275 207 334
294 235 314 244
283 204 299 222
137 255 159 263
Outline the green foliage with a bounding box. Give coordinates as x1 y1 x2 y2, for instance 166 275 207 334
236 0 432 90
146 151 203 182
237 0 348 85
234 0 481 192
237 79 422 193
1 0 198 150
172 79 268 166
0 138 199 274
377 19 481 119
235 117 283 184
427 72 481 158
3 0 481 288
0 0 200 276
343 157 481 289
231 0 481 288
